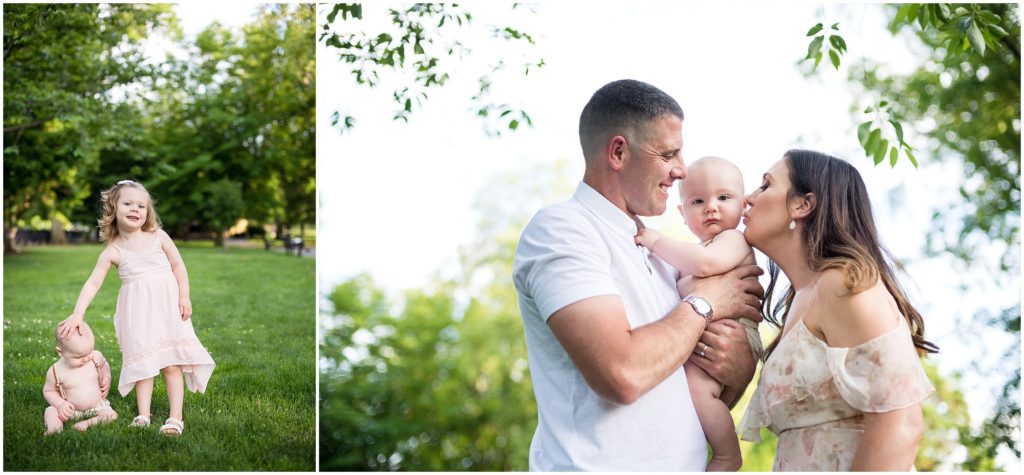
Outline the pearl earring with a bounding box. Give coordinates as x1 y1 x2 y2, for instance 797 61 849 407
789 220 796 231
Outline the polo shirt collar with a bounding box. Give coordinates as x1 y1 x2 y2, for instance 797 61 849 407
573 182 644 238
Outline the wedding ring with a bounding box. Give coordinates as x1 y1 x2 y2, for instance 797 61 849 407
699 342 707 358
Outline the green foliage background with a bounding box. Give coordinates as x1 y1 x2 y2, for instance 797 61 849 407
3 3 316 249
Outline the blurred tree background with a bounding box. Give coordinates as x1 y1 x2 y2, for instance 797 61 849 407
3 3 315 252
319 3 1019 471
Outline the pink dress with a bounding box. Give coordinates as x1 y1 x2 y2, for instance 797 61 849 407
113 234 215 396
737 314 934 471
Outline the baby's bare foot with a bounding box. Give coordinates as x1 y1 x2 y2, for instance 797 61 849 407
73 420 90 432
44 424 63 435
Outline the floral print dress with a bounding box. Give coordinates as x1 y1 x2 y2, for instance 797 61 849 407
737 312 934 471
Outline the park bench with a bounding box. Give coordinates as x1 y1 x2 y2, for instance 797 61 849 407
283 235 304 256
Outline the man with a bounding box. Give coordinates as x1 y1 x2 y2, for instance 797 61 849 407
512 79 764 471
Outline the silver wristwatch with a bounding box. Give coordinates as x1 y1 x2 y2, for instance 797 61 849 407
682 295 713 325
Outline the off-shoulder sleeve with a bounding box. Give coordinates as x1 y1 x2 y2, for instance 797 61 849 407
825 324 935 413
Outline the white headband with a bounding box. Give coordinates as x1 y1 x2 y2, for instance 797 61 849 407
117 180 135 185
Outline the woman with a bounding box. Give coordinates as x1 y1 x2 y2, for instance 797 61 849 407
737 149 937 470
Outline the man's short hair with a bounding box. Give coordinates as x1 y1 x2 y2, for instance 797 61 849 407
578 79 684 160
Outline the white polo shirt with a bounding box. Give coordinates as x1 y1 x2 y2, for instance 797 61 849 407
513 182 707 471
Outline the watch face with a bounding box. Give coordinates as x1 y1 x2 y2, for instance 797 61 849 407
693 298 711 314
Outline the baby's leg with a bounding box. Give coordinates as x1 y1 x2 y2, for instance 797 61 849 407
685 362 742 471
135 377 154 418
72 409 118 432
162 365 184 422
43 406 64 434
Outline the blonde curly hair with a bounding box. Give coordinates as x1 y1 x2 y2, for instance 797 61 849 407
97 180 162 242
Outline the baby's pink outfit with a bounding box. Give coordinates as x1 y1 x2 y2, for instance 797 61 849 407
113 234 215 396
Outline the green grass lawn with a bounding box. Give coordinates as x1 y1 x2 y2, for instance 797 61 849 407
3 244 315 471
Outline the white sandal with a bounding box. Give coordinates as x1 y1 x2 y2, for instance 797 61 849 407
160 417 184 436
130 415 151 427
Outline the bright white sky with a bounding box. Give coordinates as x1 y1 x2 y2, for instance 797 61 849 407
162 2 1019 468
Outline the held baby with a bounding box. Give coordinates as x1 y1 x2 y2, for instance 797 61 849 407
43 322 117 434
636 156 763 471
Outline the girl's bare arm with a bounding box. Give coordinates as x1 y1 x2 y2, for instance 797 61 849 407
159 229 192 319
58 247 116 339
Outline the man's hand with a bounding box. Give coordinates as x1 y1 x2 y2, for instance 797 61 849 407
677 264 764 322
635 228 664 249
690 319 756 389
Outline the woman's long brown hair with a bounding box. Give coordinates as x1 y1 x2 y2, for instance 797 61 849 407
762 150 938 359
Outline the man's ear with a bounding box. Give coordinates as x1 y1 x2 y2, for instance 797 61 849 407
791 192 817 220
606 135 627 171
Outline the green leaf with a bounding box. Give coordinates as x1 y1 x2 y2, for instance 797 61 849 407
829 34 847 53
806 22 823 36
889 146 898 167
918 5 930 29
889 119 905 144
873 138 889 165
831 23 840 31
879 100 888 108
828 49 840 70
857 121 872 146
904 148 918 168
806 35 824 59
978 10 1000 25
814 51 823 69
989 24 1009 38
907 4 921 23
937 3 951 22
327 5 342 23
509 119 519 130
968 19 986 56
957 15 972 33
865 128 881 154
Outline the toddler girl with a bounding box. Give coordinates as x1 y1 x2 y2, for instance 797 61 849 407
59 179 215 436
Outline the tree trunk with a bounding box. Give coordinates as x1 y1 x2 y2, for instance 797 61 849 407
214 229 225 248
50 217 67 245
4 226 20 255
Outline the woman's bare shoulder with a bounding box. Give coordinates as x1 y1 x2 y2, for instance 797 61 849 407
817 271 899 347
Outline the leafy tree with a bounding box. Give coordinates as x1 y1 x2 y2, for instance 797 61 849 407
3 3 177 253
5 4 315 250
864 4 1019 466
319 163 574 470
319 3 543 136
804 3 1019 467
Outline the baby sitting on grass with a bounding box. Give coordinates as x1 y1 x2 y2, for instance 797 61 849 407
43 321 117 434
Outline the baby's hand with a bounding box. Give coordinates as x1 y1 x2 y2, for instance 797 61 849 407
179 296 192 321
58 401 76 422
635 228 664 249
99 374 111 398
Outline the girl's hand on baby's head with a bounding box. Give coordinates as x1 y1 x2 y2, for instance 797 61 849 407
57 314 84 340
